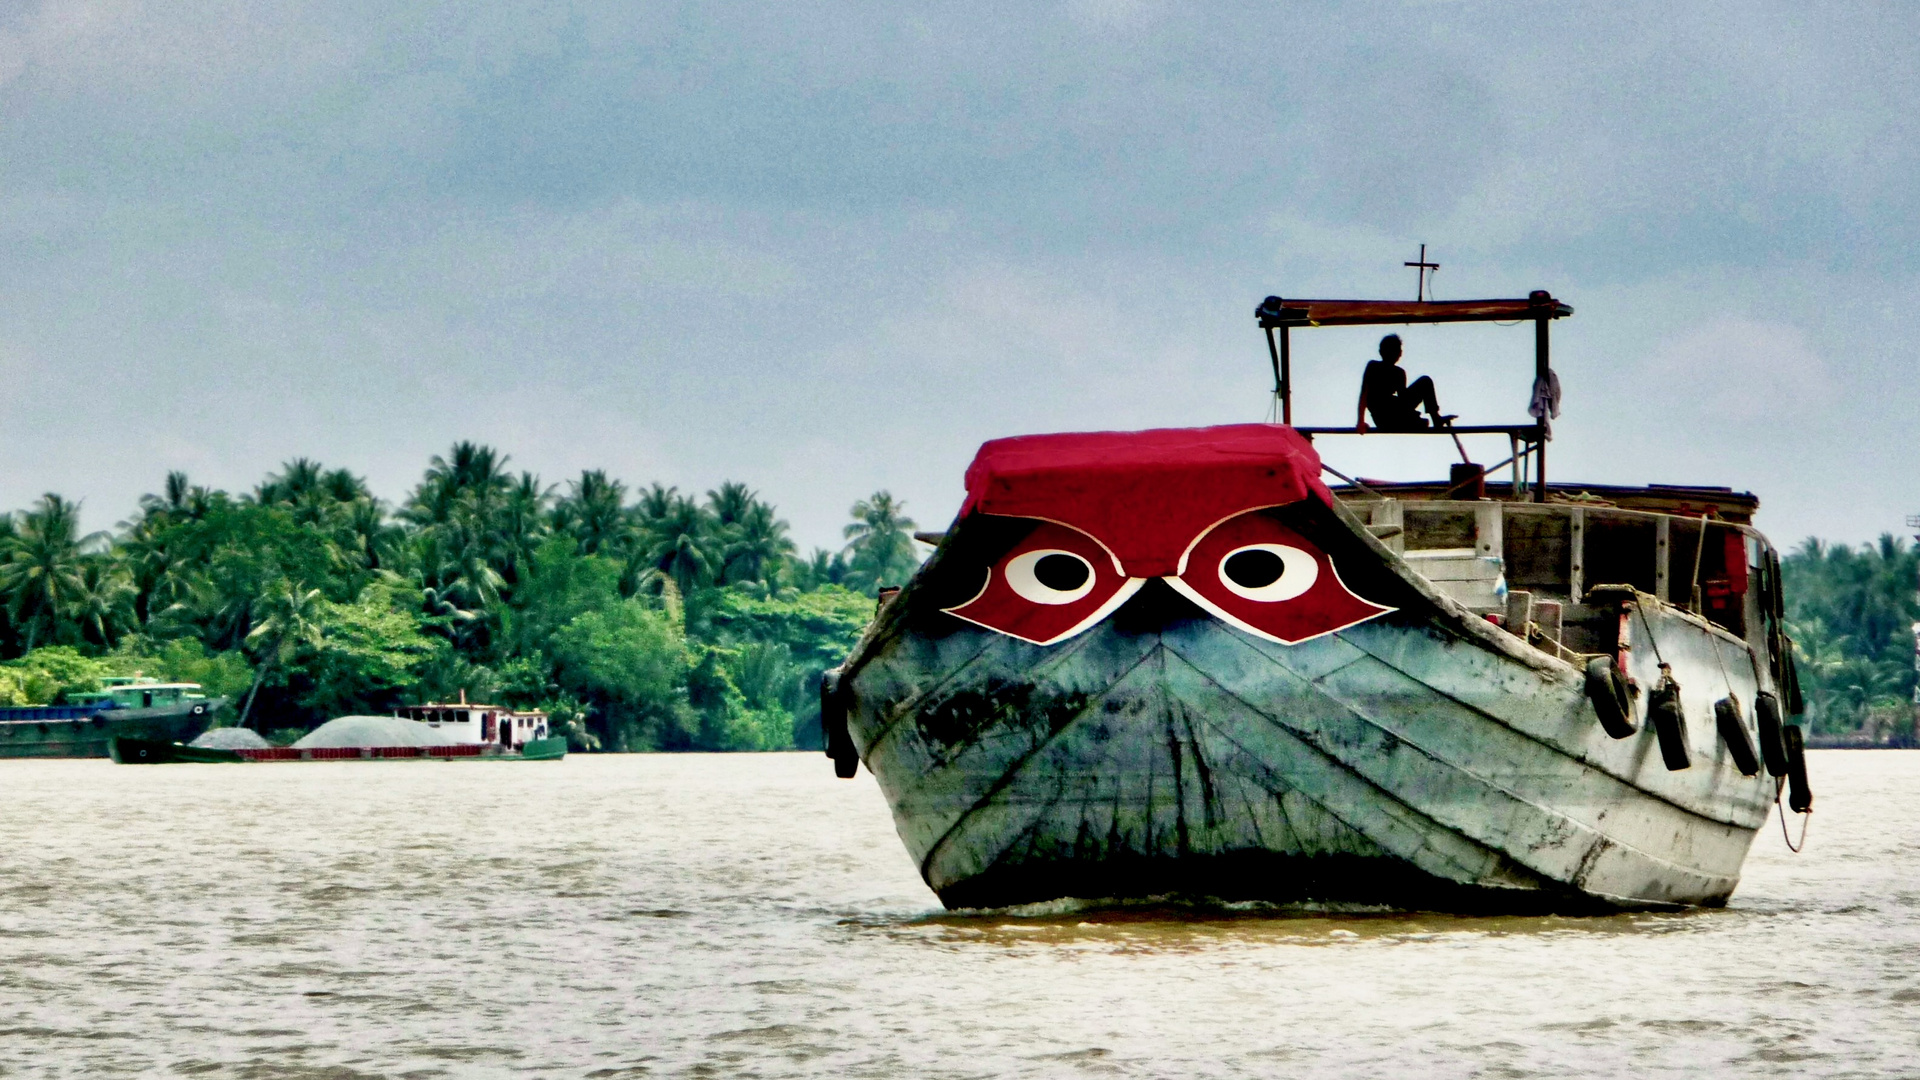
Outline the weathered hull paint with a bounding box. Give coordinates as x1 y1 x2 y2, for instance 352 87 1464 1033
842 514 1777 912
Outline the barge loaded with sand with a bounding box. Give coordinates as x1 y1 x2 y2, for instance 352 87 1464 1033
822 287 1813 912
111 697 564 763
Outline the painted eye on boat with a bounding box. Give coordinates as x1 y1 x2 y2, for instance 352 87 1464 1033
1164 510 1395 645
1005 550 1094 604
1218 544 1318 602
942 519 1144 646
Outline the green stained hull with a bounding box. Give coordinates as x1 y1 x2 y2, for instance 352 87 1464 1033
0 698 225 759
109 737 243 764
516 736 568 761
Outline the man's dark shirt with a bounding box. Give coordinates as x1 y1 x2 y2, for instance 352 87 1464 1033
1362 360 1415 426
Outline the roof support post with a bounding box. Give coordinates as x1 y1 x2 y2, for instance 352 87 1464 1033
1264 326 1292 425
1534 314 1550 503
1280 326 1292 425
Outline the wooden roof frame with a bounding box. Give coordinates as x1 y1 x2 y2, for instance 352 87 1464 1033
1254 290 1574 503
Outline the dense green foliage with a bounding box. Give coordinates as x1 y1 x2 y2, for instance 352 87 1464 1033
1782 534 1919 741
0 447 921 750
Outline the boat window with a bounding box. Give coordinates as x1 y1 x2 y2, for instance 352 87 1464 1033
1583 513 1657 595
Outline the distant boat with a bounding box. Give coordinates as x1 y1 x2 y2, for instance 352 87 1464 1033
110 695 564 763
0 677 224 759
822 288 1814 913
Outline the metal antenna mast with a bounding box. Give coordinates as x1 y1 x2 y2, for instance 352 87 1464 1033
1404 244 1439 302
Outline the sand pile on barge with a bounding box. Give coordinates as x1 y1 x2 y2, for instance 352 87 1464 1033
292 716 461 749
191 727 272 750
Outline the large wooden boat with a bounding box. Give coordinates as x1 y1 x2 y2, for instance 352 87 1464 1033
822 290 1814 912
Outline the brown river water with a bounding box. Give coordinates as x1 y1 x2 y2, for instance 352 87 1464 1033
1 751 1915 1078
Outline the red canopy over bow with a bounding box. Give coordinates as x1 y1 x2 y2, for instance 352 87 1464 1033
960 424 1331 578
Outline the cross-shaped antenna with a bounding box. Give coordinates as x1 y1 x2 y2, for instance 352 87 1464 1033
1405 244 1439 302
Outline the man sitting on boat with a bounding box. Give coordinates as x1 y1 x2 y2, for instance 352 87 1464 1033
1356 334 1453 432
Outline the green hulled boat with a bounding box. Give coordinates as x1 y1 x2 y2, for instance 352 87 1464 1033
0 678 225 759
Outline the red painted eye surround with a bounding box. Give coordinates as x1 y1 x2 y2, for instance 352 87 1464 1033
942 521 1143 646
1166 511 1394 645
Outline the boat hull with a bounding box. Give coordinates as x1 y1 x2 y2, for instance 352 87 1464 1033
107 734 569 764
0 698 225 759
840 504 1778 912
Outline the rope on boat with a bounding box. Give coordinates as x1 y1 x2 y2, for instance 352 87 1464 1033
1776 776 1811 853
1319 463 1392 502
1632 600 1668 668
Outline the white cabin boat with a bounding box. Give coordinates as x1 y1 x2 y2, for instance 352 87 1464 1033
397 694 551 751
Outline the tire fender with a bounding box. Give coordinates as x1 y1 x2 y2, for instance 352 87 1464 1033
1713 696 1761 777
1754 692 1789 777
1584 657 1636 739
1648 673 1691 771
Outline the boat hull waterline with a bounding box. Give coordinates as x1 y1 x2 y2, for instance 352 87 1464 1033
109 735 568 764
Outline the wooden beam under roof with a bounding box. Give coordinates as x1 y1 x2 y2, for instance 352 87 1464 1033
1256 293 1574 329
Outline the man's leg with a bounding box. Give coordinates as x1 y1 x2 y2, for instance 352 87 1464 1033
1406 376 1447 422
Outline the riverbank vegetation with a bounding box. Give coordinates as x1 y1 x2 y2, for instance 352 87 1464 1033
0 446 925 751
1 456 1911 749
1782 535 1919 745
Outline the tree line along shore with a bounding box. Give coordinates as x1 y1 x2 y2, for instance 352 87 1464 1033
0 443 919 752
0 445 1911 750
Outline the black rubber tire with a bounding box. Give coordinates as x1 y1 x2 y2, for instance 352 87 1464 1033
1584 657 1637 739
1754 692 1789 777
821 670 858 779
1648 677 1691 771
1783 724 1813 813
1713 696 1761 777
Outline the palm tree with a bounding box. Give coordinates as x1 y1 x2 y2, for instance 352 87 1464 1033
406 442 513 526
336 498 404 575
555 470 630 556
842 491 919 595
70 559 135 648
795 548 850 590
238 579 326 729
643 494 717 597
720 502 795 585
706 482 757 527
0 494 103 650
495 472 554 586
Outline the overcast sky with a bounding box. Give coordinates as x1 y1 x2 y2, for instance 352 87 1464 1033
2 2 1914 551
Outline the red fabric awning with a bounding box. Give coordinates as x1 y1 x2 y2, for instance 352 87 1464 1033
960 424 1329 578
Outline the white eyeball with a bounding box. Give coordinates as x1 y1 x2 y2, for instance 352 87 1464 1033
1217 544 1318 602
1004 549 1095 605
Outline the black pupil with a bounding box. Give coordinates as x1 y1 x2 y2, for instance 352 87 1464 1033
1034 553 1090 592
1224 549 1285 589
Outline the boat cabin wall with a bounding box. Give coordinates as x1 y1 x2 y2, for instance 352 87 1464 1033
1358 498 1778 658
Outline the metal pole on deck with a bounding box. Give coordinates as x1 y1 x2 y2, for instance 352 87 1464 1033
1534 314 1550 503
1280 327 1291 425
1264 327 1282 421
